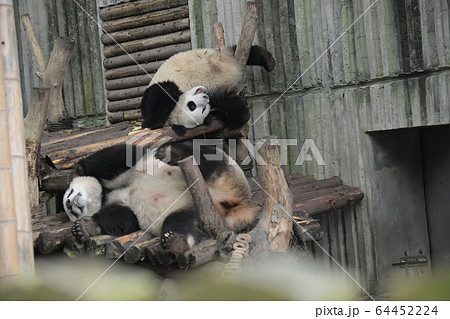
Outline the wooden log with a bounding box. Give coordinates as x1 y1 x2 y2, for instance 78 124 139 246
143 239 163 264
290 176 342 194
24 88 50 207
37 222 73 254
123 238 159 263
63 235 86 258
103 42 191 69
102 5 189 33
108 110 143 124
20 14 46 76
105 73 154 91
105 231 152 259
107 97 142 112
99 0 187 21
105 61 164 80
41 169 78 192
295 185 353 202
178 156 229 238
39 37 74 124
101 18 189 46
234 1 260 70
107 86 147 102
86 235 115 257
103 30 191 58
287 174 316 187
32 213 69 229
249 136 293 255
48 119 226 169
294 187 364 217
178 239 218 268
1 0 34 282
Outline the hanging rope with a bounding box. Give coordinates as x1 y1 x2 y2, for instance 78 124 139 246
222 233 252 277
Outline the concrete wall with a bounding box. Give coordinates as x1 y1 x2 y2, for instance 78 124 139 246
190 0 450 295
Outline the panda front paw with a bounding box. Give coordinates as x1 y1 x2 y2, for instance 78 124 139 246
171 124 187 136
72 216 102 242
160 230 194 258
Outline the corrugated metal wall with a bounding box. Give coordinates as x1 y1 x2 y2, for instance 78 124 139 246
13 0 106 121
191 0 450 295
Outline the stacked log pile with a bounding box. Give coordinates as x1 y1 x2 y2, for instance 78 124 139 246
98 0 191 123
32 173 363 270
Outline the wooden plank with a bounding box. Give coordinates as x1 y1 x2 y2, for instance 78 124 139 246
101 18 189 45
105 73 154 91
106 86 147 101
102 5 189 33
103 42 191 69
105 60 164 80
99 0 188 21
103 30 191 58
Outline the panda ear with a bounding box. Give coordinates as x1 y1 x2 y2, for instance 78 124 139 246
187 101 197 111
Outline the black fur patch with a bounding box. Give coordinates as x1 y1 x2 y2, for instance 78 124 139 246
92 204 140 236
140 81 183 129
161 209 204 245
209 93 250 130
75 144 140 181
233 45 276 72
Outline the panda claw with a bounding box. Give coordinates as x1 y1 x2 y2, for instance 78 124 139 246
73 216 101 243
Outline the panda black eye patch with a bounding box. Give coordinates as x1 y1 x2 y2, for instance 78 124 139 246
187 101 197 111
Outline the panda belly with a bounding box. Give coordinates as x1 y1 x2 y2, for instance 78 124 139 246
126 165 194 236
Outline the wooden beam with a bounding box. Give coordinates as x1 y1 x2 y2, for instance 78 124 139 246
24 87 50 208
178 155 230 238
249 136 293 255
20 14 46 76
234 1 261 70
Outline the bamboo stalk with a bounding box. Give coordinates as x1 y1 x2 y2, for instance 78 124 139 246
0 25 21 286
1 0 35 280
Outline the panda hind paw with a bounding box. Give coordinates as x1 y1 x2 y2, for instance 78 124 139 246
72 216 102 243
160 231 192 258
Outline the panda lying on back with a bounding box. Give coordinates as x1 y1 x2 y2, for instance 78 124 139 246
140 45 275 135
63 142 258 257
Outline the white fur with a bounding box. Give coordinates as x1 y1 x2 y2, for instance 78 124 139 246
64 149 254 235
149 48 243 93
166 86 210 128
63 176 102 222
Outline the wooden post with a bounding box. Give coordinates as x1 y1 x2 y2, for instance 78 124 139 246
249 137 293 255
178 156 231 239
24 88 50 208
0 0 34 282
234 1 260 70
21 15 75 124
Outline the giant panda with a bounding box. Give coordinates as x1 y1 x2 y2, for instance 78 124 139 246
140 45 275 135
63 142 258 257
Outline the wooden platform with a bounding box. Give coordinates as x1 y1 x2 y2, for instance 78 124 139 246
36 122 364 271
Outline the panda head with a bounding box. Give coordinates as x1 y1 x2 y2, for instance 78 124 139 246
175 86 210 128
63 176 102 222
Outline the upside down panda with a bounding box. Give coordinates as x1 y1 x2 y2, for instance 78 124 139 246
140 45 275 135
63 142 258 257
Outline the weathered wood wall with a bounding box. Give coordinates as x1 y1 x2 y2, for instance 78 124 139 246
13 0 106 122
98 0 192 123
191 0 450 295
